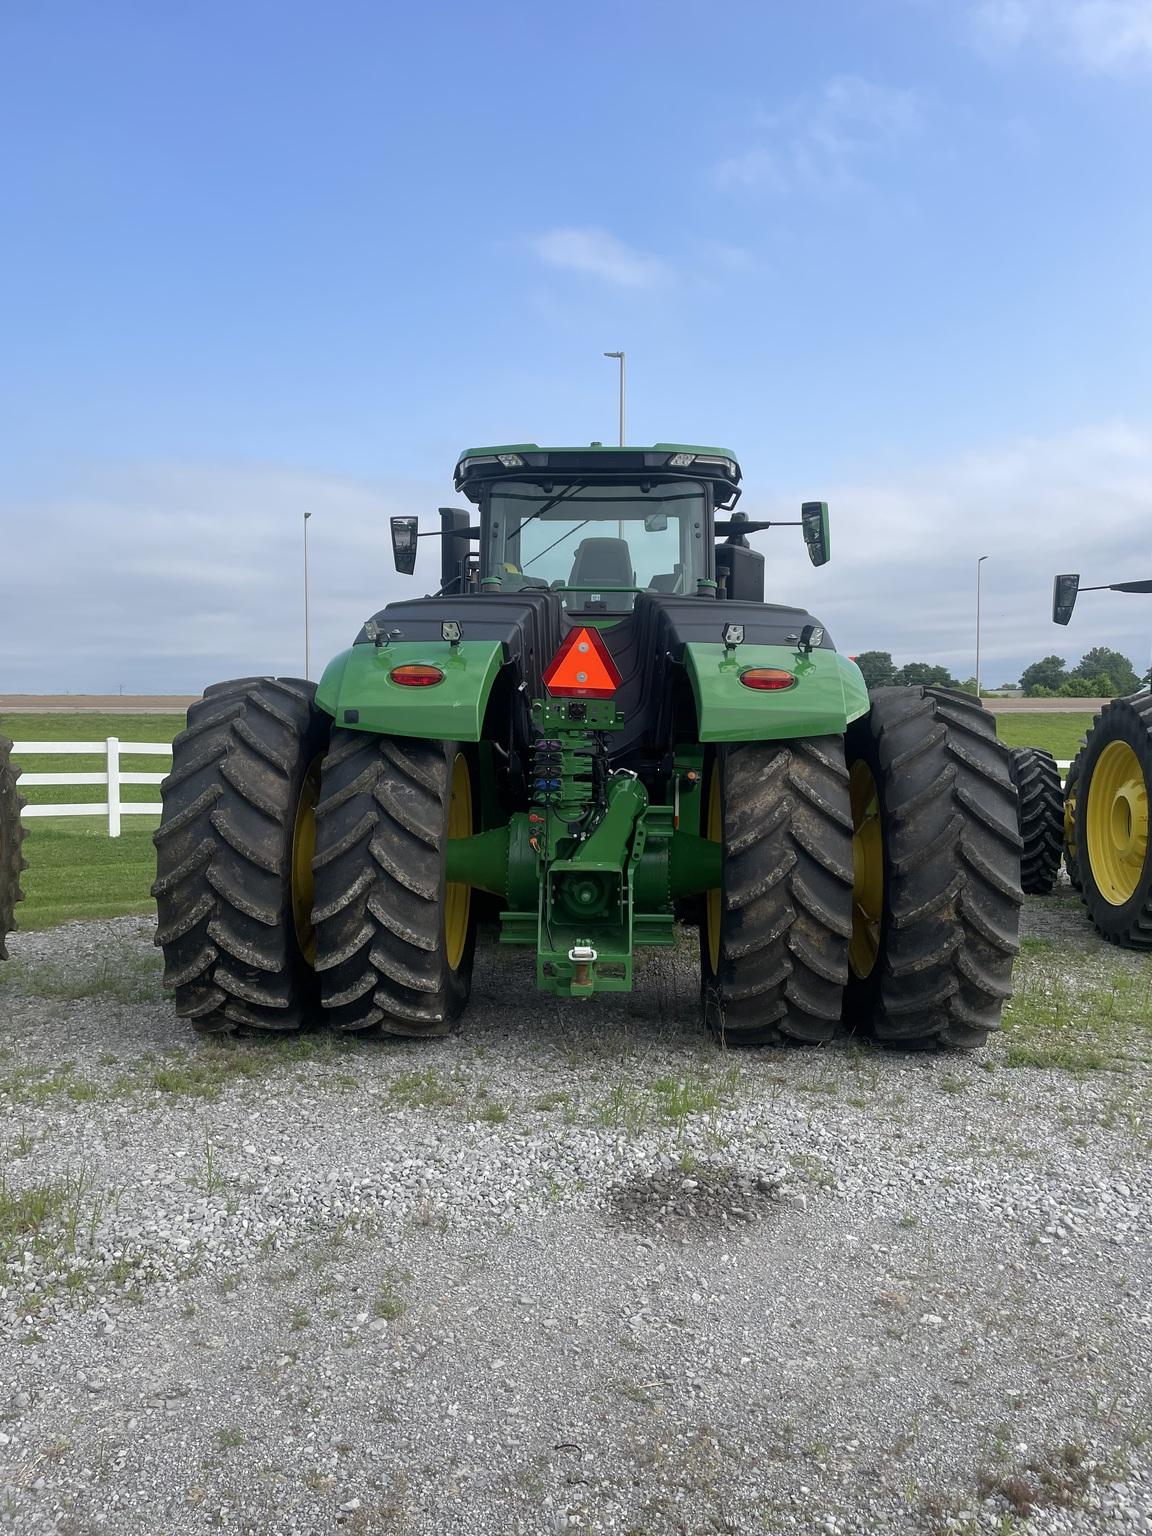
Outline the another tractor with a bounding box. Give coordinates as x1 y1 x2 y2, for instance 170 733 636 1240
0 734 27 960
1051 572 1152 944
154 443 1022 1048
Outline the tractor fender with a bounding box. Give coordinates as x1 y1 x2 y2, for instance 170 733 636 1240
684 643 870 742
315 639 505 741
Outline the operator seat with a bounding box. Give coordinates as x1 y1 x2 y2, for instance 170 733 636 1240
567 538 635 612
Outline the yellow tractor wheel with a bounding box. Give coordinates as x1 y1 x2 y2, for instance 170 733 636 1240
1075 697 1152 946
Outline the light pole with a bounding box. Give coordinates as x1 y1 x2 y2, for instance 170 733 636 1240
975 554 988 698
303 512 313 679
603 351 625 446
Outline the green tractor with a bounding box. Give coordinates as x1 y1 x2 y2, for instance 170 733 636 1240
154 443 1022 1048
1052 572 1152 944
0 734 27 960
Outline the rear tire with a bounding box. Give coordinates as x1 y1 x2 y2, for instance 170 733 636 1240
1074 695 1152 947
0 736 27 961
152 678 331 1033
700 739 853 1046
1008 746 1064 895
843 687 1022 1050
311 731 477 1037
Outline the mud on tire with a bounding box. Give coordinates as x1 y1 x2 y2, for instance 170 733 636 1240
0 736 27 961
843 687 1022 1050
1008 745 1065 895
311 731 476 1037
701 738 853 1047
152 678 331 1032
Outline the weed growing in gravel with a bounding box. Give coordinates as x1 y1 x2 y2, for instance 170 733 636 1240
197 1137 226 1197
0 1063 106 1107
0 1167 105 1285
388 1068 463 1110
373 1270 409 1321
1002 954 1152 1072
0 947 165 1005
217 1427 247 1450
596 1067 742 1141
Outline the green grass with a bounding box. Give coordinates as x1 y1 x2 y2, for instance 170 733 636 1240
1002 951 1152 1071
4 712 184 928
992 712 1095 762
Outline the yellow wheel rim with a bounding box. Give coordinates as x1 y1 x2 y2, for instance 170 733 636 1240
849 759 884 979
444 752 473 971
291 756 323 966
1085 740 1149 906
705 770 722 975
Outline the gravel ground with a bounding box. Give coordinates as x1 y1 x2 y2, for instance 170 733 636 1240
0 889 1149 1535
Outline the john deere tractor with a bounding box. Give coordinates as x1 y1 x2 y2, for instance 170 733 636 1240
1051 572 1152 944
154 443 1022 1048
0 734 27 960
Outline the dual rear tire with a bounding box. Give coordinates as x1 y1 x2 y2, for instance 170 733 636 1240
702 688 1023 1050
153 682 474 1036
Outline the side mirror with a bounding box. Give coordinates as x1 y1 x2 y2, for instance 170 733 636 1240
1052 573 1079 625
801 501 830 567
390 516 418 576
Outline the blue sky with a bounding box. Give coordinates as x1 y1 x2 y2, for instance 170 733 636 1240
2 0 1151 692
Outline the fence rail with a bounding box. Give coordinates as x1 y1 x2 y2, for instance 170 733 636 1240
11 741 1075 841
14 739 171 837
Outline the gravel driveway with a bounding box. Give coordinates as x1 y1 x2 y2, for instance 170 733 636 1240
0 892 1149 1535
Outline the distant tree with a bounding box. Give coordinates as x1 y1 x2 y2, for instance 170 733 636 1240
1058 676 1098 698
957 677 979 695
1029 684 1056 698
1020 655 1067 695
894 661 958 689
1070 647 1141 697
854 650 896 688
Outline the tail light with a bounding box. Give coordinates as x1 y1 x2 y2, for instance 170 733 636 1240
389 664 444 687
739 668 796 691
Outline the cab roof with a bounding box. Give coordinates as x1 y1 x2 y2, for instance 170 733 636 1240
453 443 743 507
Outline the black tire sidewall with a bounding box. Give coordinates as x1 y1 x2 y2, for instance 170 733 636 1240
841 712 890 1028
1075 703 1152 939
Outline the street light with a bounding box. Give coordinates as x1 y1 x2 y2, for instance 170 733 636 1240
975 554 989 698
303 512 313 680
603 351 625 446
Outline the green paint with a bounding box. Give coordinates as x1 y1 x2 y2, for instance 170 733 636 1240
685 644 869 741
669 831 723 897
314 640 504 742
445 824 510 897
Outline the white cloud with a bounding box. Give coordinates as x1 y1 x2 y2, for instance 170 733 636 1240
716 75 921 198
0 464 445 694
744 420 1152 683
968 0 1152 72
531 227 672 289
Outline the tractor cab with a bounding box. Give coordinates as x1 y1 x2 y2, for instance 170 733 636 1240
390 444 829 610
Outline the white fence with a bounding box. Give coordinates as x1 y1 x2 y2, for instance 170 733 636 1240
14 739 171 837
10 744 1076 841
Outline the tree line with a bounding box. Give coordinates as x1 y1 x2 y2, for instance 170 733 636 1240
853 648 1146 698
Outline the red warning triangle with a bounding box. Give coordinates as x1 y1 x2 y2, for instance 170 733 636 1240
542 626 622 700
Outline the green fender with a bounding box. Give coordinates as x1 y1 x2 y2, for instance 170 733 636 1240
315 640 504 741
684 644 870 741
